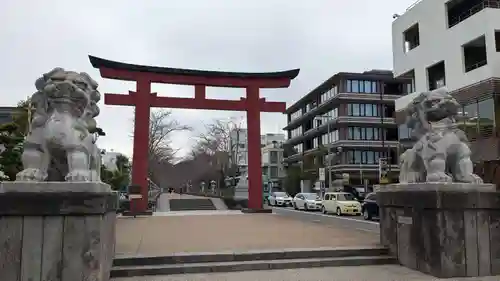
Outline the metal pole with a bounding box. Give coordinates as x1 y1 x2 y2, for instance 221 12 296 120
380 86 386 184
327 115 333 191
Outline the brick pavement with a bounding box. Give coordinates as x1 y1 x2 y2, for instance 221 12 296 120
111 265 500 281
115 212 379 257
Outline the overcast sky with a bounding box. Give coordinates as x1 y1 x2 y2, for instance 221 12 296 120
0 0 416 158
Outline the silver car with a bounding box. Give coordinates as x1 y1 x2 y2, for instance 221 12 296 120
293 193 323 211
267 191 292 207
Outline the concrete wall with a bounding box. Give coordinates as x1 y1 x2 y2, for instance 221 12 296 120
392 1 500 111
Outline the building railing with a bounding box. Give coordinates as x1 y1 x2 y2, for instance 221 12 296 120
449 0 500 28
465 60 487 72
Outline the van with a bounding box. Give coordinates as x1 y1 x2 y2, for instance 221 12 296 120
321 192 362 216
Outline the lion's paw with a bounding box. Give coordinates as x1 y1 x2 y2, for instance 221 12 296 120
65 170 91 182
460 174 484 184
16 168 48 181
426 172 453 183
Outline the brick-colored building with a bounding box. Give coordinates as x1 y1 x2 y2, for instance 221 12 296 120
283 70 412 190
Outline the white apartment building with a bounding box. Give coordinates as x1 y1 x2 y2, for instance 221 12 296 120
261 142 286 189
101 150 122 171
392 0 500 160
228 128 285 173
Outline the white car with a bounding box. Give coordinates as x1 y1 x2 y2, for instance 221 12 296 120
322 192 362 216
293 193 323 211
267 192 292 207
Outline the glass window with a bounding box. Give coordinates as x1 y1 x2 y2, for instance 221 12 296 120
364 81 372 93
398 124 411 140
373 104 379 117
354 151 362 164
366 127 374 140
365 104 373 116
372 81 378 93
351 80 359 93
353 104 360 116
353 127 361 139
463 102 479 138
367 151 374 164
478 99 495 135
346 80 352 92
348 104 353 116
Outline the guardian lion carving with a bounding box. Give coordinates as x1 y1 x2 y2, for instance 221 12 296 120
16 68 103 182
399 88 483 184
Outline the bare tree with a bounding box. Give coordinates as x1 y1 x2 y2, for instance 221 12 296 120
132 109 191 186
190 118 244 189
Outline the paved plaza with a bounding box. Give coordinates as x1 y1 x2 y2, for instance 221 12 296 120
115 211 379 257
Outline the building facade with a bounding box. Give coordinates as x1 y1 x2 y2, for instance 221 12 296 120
228 129 285 174
283 70 412 189
0 107 17 125
392 0 500 162
261 142 286 189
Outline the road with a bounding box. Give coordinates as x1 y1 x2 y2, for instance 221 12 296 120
271 206 380 234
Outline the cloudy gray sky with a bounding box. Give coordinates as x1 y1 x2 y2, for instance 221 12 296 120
0 0 416 158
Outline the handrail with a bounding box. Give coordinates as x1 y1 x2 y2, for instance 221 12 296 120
449 0 500 28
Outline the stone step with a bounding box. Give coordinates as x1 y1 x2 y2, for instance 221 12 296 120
110 255 397 277
114 246 389 266
168 199 216 211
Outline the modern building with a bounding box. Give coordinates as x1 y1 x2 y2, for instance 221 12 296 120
0 107 17 125
101 150 123 171
392 0 500 161
283 70 412 191
261 133 286 146
261 142 286 189
228 129 285 174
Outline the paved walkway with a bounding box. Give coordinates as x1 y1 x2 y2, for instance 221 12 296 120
115 212 379 257
111 265 500 281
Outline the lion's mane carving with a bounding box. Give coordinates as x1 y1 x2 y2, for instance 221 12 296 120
399 88 483 184
16 68 103 182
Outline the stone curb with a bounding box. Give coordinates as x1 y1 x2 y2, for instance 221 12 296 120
113 246 389 266
110 256 397 277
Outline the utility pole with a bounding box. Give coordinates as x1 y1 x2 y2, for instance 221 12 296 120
380 84 387 184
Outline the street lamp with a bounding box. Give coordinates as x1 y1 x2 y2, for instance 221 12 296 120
313 114 344 190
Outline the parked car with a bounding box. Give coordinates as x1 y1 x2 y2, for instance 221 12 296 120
293 193 322 211
322 192 362 216
267 191 292 207
361 192 379 220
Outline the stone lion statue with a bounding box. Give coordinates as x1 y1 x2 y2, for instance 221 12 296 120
399 88 482 184
16 68 103 182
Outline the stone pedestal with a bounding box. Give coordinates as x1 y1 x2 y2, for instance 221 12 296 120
0 182 117 281
377 183 500 278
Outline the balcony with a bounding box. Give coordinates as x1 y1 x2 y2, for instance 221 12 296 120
284 92 401 130
327 140 399 149
447 0 500 28
329 164 400 173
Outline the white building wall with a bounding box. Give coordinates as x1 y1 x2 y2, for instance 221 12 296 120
392 1 500 110
102 151 121 171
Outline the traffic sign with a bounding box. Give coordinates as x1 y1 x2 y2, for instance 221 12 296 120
318 168 326 181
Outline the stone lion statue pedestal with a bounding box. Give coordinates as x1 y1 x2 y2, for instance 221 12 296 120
0 68 117 281
377 88 500 278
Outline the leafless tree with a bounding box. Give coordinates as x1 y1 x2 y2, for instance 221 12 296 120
190 118 244 189
132 109 191 185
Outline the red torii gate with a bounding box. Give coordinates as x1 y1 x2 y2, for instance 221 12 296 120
89 55 299 212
